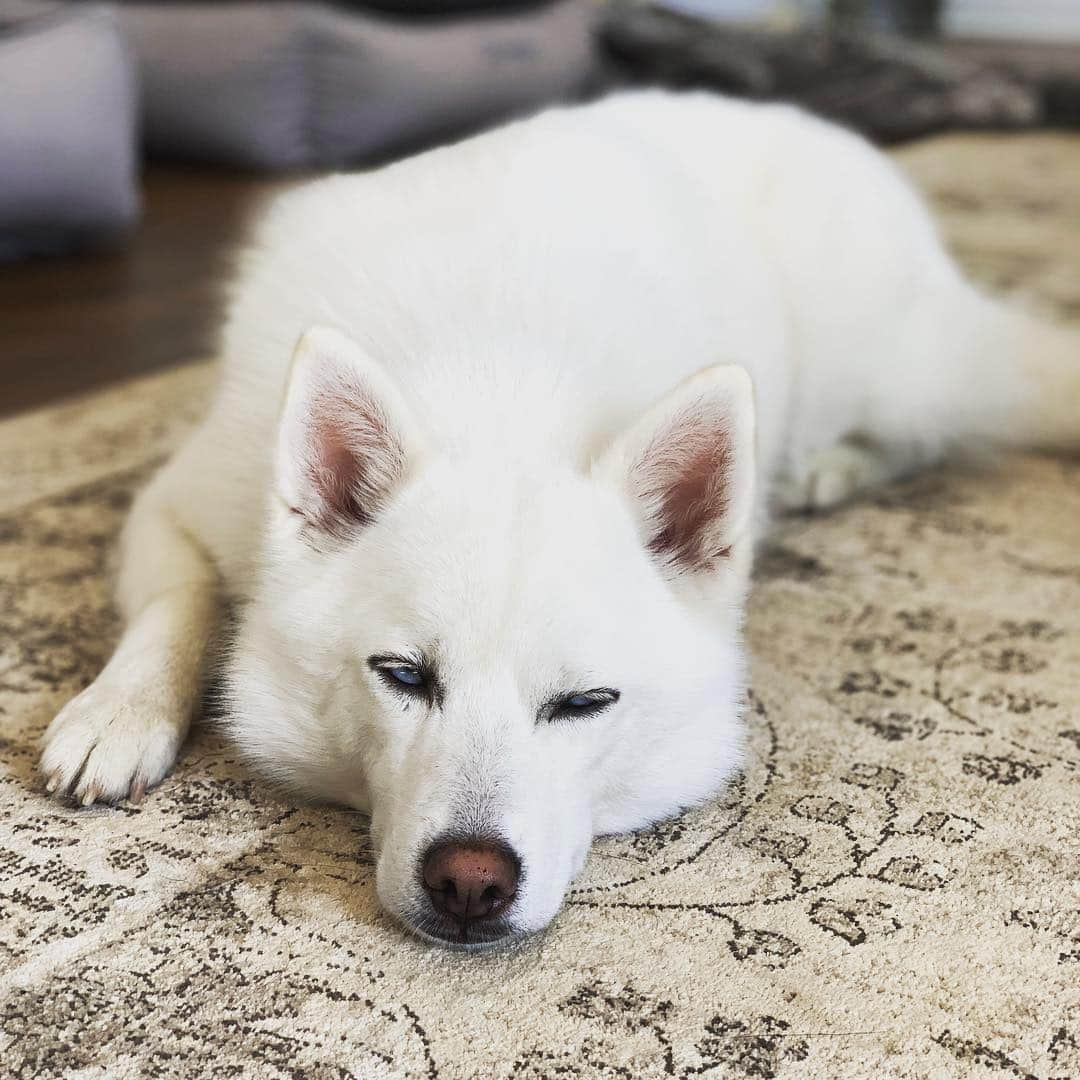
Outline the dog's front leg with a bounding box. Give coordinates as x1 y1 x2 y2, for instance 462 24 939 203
40 481 221 806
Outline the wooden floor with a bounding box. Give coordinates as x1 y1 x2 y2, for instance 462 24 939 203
0 166 297 419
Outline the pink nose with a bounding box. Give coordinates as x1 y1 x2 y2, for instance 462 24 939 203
422 838 520 923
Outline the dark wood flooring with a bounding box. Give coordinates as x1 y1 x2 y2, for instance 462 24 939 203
0 166 298 419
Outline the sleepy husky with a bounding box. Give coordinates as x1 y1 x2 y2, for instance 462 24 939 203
40 93 1078 946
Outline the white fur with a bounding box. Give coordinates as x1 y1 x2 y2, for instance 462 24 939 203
40 92 1078 943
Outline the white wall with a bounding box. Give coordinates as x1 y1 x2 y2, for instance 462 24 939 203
656 1 1080 41
656 1 822 23
945 1 1080 41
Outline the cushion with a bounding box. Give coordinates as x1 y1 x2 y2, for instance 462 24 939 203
122 1 596 169
0 5 140 258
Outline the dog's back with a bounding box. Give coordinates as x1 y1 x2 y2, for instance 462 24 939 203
216 91 1074 543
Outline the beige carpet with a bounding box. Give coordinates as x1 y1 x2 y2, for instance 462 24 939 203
2 134 1079 1079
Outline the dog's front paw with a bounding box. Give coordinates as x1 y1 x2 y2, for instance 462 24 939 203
40 680 187 806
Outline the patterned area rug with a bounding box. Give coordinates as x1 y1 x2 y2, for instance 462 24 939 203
2 134 1079 1079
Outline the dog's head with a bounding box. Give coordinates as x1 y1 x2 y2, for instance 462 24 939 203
228 327 755 947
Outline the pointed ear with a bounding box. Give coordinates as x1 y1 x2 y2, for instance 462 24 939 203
595 365 755 573
277 326 422 538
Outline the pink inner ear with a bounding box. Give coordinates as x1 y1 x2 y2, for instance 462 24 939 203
308 414 371 532
638 404 732 571
302 385 404 537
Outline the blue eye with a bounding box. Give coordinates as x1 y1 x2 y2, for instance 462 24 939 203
389 666 423 687
566 694 592 709
368 655 431 698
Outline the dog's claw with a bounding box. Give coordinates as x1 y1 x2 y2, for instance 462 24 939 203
40 680 184 810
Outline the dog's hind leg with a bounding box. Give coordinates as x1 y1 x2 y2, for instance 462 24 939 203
772 436 930 513
40 462 221 806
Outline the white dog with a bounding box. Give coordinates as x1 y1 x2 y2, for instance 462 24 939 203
40 93 1077 946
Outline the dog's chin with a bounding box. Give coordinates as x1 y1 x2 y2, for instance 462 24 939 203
397 907 528 952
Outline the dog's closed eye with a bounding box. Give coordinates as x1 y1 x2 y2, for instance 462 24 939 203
545 688 620 723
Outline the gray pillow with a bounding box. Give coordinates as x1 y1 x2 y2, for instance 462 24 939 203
0 5 139 258
122 1 596 169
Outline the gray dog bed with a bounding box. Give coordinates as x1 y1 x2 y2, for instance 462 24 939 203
0 1 594 258
122 1 596 169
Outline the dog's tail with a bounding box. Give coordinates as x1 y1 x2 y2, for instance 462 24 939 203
945 288 1080 455
1005 310 1080 451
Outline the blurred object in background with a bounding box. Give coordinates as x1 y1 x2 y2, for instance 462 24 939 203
121 0 596 170
0 0 596 262
2 0 1079 412
597 1 1060 142
830 0 942 37
0 3 139 259
4 0 1078 261
4 1 595 172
